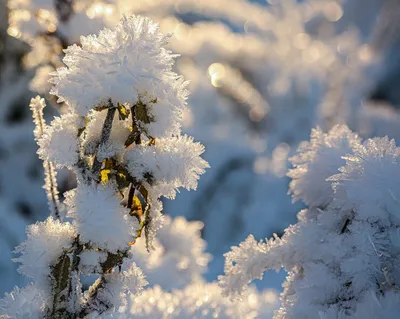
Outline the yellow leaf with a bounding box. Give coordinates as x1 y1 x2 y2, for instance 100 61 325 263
132 196 143 217
117 103 130 120
100 169 111 184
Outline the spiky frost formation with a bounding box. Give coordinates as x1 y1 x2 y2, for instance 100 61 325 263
219 235 271 298
50 15 188 138
100 263 148 310
125 135 209 198
37 113 85 168
29 96 47 141
14 217 76 287
0 284 47 319
219 125 400 318
330 136 400 219
82 109 131 162
129 216 211 290
288 125 361 208
79 250 108 274
144 191 165 244
65 183 140 252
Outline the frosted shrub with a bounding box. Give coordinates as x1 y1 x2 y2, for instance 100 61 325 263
219 125 400 318
0 15 208 318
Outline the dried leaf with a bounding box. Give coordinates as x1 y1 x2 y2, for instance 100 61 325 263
117 103 130 120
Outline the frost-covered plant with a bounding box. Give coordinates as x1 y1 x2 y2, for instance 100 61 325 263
0 15 208 318
219 124 400 318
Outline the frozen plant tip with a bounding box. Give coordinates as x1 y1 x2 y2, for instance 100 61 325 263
0 15 208 319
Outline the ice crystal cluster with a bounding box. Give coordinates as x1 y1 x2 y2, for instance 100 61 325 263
0 15 208 318
220 125 400 318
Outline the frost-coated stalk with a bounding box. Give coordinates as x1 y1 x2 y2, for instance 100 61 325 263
0 15 208 319
219 125 400 318
30 97 61 219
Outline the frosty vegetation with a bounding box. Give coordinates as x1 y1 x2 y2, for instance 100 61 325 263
5 0 396 294
3 1 400 318
220 124 400 318
0 15 212 318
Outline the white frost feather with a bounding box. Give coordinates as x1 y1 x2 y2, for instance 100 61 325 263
14 217 76 287
65 183 140 252
37 113 85 168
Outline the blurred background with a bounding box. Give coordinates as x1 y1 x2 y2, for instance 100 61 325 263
1 0 400 296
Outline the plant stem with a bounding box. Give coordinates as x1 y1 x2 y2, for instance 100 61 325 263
92 101 116 180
